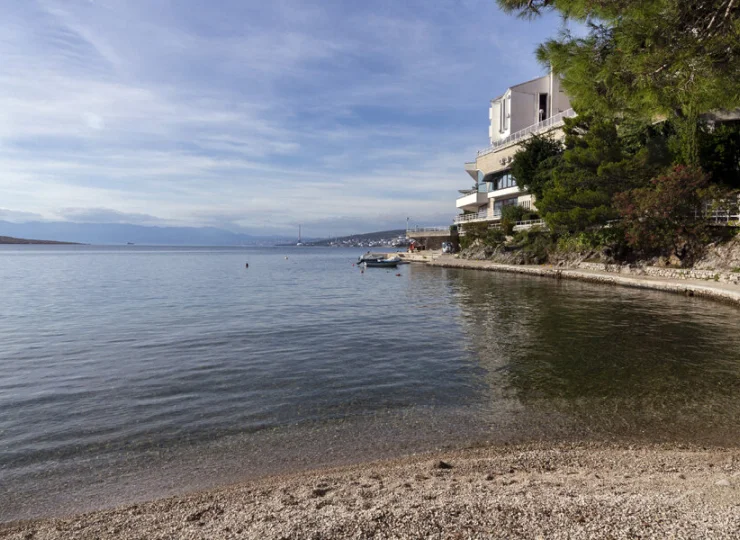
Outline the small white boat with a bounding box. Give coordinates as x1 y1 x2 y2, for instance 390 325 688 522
359 253 401 268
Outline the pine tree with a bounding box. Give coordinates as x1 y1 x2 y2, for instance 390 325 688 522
497 0 740 164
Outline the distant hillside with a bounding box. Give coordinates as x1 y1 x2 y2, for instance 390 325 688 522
0 236 79 245
309 229 406 247
0 221 290 246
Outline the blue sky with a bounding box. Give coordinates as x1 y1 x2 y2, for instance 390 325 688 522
0 0 567 237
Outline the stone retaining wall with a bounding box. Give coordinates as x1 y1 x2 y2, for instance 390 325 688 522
425 257 740 307
574 262 740 285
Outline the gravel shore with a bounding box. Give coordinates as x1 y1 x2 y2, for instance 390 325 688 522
2 442 738 539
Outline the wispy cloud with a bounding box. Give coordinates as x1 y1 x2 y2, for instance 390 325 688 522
0 0 567 236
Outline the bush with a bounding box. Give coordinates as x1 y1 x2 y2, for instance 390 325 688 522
485 227 506 246
555 227 627 254
459 222 489 250
500 205 526 235
459 221 507 250
614 165 715 264
511 226 554 264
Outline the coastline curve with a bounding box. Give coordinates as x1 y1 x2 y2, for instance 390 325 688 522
425 257 740 307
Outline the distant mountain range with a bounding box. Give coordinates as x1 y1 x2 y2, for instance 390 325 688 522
308 229 406 246
0 221 292 246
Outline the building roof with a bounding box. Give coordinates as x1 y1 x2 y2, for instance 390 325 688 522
489 72 551 103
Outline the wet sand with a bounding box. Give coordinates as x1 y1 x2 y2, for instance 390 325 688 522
2 442 738 539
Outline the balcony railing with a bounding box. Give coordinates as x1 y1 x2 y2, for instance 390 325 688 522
453 211 491 224
408 226 450 233
477 108 576 158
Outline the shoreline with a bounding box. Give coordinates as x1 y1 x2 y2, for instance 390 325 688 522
2 441 738 539
412 254 740 307
4 254 740 538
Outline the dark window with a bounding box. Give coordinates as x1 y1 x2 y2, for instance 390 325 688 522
493 197 517 216
538 93 548 121
493 171 517 191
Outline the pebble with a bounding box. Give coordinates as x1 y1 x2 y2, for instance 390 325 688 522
715 478 732 487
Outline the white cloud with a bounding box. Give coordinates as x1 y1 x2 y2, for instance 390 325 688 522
0 0 567 236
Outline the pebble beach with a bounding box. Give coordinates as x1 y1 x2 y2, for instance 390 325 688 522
2 442 738 539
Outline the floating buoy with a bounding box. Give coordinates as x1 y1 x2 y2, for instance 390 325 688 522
396 273 401 277
285 256 289 260
245 263 249 268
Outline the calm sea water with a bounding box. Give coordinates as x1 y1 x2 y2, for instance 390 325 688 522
2 245 740 521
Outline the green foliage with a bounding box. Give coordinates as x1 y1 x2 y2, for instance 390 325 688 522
495 0 624 20
460 222 500 249
555 227 629 256
614 165 716 263
511 0 740 164
510 135 564 201
493 1 740 261
510 227 555 264
531 116 654 234
500 204 526 235
485 227 507 246
460 221 508 250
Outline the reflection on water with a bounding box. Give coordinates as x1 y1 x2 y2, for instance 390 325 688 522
432 266 740 441
1 247 740 521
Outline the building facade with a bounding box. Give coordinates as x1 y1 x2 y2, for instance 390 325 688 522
455 72 573 230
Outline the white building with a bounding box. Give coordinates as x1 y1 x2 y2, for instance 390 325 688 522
455 72 574 229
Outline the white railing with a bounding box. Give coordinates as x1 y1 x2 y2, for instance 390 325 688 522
477 108 576 157
698 197 740 225
453 211 491 224
513 219 546 230
705 212 740 225
408 226 450 233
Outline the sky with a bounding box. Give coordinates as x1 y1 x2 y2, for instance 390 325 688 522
0 0 568 237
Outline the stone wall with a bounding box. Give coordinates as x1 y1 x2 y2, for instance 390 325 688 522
574 262 740 286
427 256 740 307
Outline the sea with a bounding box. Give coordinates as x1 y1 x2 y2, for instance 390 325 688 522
2 245 740 521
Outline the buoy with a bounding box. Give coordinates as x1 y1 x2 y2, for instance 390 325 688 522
396 273 401 277
285 256 288 260
245 263 249 268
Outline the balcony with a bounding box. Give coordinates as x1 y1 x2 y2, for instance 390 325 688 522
477 108 576 157
453 211 492 225
456 188 488 211
464 161 478 181
488 185 521 199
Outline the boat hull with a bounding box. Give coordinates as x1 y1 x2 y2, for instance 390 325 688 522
364 261 399 268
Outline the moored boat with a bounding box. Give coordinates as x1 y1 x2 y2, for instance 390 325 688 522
363 258 400 268
358 252 401 268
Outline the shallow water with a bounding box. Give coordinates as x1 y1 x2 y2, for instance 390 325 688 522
1 246 739 521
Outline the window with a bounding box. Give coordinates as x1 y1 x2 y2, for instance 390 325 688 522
493 197 517 217
501 96 509 131
499 98 505 133
538 93 548 121
493 171 517 191
504 96 511 129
